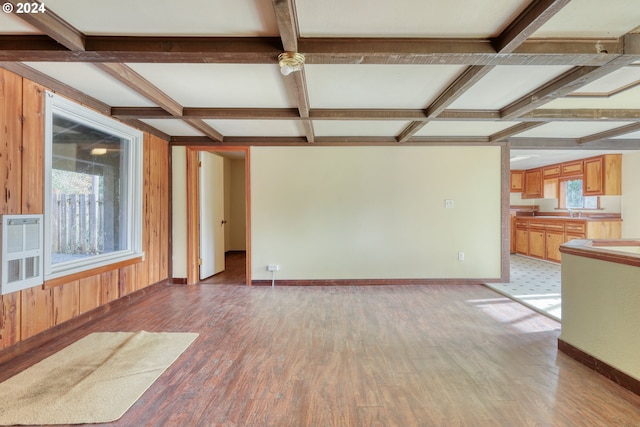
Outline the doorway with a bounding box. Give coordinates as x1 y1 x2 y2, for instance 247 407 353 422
186 147 250 285
198 151 225 280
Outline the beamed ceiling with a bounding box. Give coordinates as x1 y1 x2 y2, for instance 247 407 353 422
1 0 640 168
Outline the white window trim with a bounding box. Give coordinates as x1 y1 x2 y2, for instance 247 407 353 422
44 92 144 281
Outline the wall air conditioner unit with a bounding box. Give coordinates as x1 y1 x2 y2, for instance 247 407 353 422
1 214 44 295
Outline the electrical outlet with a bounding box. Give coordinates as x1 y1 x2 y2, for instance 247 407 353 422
267 264 280 272
458 252 464 261
445 199 454 208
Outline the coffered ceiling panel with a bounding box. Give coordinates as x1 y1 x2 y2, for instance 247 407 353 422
40 0 279 36
515 121 634 139
203 120 306 137
532 0 640 37
0 0 639 162
448 66 573 110
126 64 293 108
305 65 466 109
0 10 39 33
414 121 522 137
614 130 640 139
22 62 156 107
571 66 640 95
296 0 530 37
313 121 409 137
542 85 640 109
140 119 206 137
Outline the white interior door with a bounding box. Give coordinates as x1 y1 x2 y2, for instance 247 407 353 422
198 152 225 280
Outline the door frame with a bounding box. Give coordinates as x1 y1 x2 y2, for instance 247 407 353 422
186 146 251 285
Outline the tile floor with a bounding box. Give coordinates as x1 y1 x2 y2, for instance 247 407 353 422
484 255 562 321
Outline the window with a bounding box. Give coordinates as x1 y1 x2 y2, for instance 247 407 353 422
560 178 598 210
44 93 143 280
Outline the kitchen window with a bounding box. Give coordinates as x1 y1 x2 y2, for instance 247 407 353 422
559 178 598 210
44 93 143 280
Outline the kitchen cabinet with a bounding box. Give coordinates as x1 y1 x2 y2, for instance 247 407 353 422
511 217 620 263
528 229 545 259
564 222 586 242
543 165 560 178
583 157 603 195
515 218 529 255
522 168 542 199
510 170 524 192
543 178 558 199
545 230 565 263
561 160 583 177
584 154 621 196
510 215 516 253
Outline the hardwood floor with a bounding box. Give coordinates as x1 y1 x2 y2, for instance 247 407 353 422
198 251 246 285
1 284 640 426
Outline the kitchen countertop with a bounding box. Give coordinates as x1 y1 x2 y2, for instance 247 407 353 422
517 215 621 222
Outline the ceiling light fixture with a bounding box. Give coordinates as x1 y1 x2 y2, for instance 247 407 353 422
278 52 305 76
91 148 108 155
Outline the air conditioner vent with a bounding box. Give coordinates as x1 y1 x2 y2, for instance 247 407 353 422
1 214 44 295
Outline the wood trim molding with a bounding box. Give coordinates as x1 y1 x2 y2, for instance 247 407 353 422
492 0 571 53
0 279 169 366
558 338 640 396
501 144 511 282
43 256 143 289
2 35 629 65
251 278 499 286
185 146 252 285
6 0 86 51
186 148 200 285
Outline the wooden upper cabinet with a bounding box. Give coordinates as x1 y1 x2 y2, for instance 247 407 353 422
510 170 524 192
522 168 542 199
561 160 583 177
584 154 621 196
543 165 560 178
583 157 603 195
543 178 558 199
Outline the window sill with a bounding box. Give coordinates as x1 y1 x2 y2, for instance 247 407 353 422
43 254 144 289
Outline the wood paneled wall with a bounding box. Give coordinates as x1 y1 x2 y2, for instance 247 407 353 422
0 68 169 350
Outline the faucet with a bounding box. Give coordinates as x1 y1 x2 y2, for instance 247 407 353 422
567 208 574 218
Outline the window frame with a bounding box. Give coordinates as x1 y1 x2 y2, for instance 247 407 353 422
558 176 600 210
43 92 144 281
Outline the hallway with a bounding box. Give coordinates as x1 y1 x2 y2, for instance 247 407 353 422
198 251 247 285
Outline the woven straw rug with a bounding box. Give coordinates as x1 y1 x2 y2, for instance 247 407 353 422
0 331 198 425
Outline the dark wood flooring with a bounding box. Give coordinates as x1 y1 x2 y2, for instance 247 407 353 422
1 284 640 426
198 251 246 285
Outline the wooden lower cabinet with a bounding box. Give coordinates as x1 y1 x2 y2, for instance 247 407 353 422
511 217 620 263
545 230 565 263
528 229 545 259
516 228 528 255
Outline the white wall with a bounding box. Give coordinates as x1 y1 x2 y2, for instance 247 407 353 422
171 146 188 279
622 152 640 238
250 146 502 281
561 253 640 380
